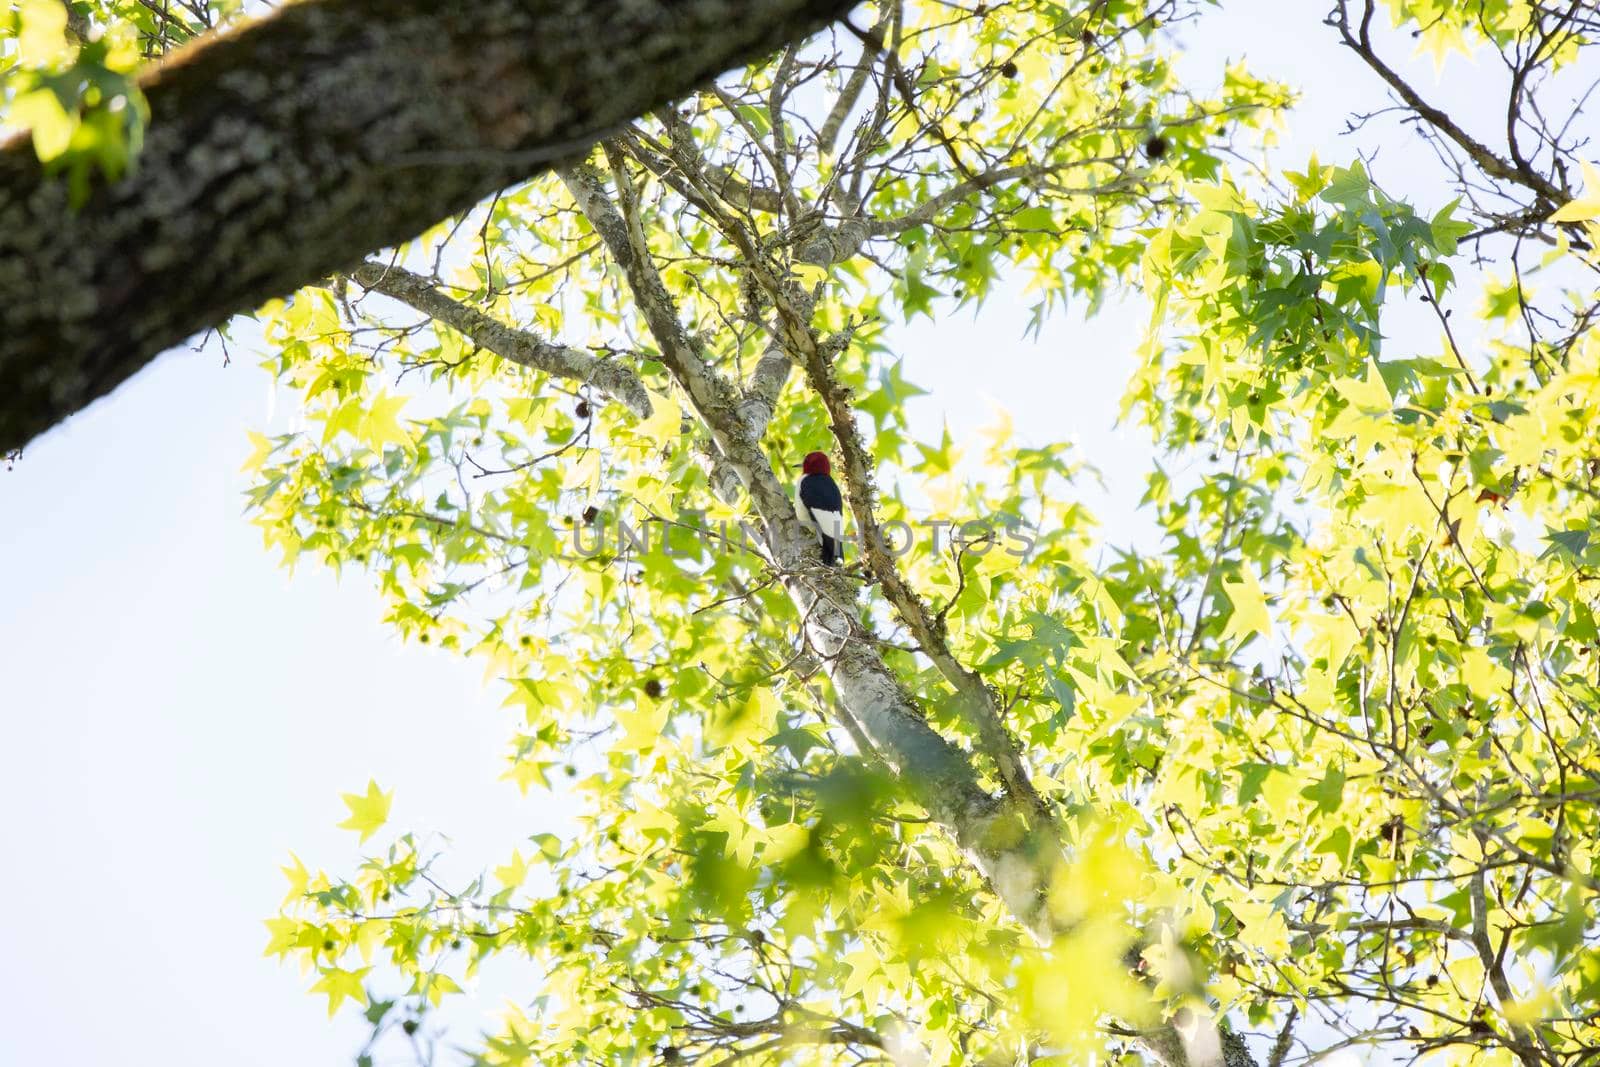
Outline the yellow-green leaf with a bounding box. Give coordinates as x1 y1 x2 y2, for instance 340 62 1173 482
310 966 370 1017
336 780 393 843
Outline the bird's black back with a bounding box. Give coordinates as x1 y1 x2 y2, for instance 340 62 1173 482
798 472 842 511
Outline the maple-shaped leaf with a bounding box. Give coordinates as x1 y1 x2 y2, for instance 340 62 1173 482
1219 565 1272 647
336 780 393 843
279 851 310 908
614 692 669 755
634 388 682 445
359 392 410 451
493 849 529 889
310 966 371 1017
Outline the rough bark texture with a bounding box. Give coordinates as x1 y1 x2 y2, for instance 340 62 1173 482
0 0 857 452
1137 1021 1260 1067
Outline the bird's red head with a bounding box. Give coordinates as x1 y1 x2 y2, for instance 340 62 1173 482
800 451 831 476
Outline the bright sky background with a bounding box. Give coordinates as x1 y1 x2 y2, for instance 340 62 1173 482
0 3 1520 1064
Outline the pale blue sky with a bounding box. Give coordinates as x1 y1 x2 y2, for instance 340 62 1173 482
0 4 1518 1064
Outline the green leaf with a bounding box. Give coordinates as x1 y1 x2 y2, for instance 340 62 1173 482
1300 766 1346 815
1238 763 1274 805
1319 162 1370 209
1541 528 1590 561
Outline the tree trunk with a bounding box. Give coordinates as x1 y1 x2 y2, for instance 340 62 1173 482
0 0 856 452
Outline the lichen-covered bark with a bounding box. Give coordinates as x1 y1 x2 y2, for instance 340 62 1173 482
0 0 857 452
1137 1020 1260 1067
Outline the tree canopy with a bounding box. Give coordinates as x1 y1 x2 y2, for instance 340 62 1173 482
8 1 1600 1065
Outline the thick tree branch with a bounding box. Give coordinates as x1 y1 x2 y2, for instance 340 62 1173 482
349 261 652 418
0 0 859 452
702 163 787 215
560 160 742 430
1135 1022 1261 1067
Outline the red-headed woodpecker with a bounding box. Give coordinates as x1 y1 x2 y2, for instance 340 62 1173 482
794 451 845 565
